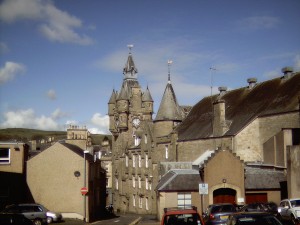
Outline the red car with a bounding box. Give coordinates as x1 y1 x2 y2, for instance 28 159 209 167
161 206 204 225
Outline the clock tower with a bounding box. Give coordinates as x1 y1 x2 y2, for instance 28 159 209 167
108 46 154 214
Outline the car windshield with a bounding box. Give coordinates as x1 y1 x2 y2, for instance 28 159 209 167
290 200 300 207
164 213 200 225
235 216 282 225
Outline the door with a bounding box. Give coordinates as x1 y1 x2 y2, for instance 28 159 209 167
245 193 267 204
213 188 236 204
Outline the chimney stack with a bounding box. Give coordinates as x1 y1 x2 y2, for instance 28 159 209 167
247 78 257 89
282 67 293 79
218 86 227 97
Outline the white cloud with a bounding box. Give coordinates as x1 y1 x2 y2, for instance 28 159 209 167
51 108 68 120
47 89 57 100
0 0 94 45
90 113 109 134
0 108 61 130
0 61 25 84
236 16 280 31
0 0 42 22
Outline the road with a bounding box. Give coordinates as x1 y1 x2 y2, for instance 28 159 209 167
62 213 160 225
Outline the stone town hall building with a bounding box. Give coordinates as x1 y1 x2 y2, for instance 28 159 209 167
108 49 300 216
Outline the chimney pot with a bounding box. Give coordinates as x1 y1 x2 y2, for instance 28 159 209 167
247 78 257 89
218 86 227 92
282 67 293 75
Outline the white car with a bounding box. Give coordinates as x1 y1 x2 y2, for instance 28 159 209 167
278 198 300 225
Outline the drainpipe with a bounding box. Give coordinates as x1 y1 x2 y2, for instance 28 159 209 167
83 150 89 222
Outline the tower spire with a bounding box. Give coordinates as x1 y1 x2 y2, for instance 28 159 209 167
167 60 173 83
123 44 138 79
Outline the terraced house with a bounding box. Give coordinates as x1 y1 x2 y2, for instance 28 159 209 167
109 48 300 218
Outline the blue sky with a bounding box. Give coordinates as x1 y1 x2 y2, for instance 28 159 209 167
0 0 300 134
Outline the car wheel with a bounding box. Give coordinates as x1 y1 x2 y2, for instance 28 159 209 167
33 219 42 225
47 216 53 224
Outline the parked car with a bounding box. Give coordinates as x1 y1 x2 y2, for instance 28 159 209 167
203 203 237 225
227 212 283 225
278 198 300 225
0 213 33 225
1 204 47 225
239 202 278 216
1 203 62 225
161 206 204 225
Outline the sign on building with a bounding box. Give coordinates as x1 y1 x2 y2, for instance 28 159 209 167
199 183 208 195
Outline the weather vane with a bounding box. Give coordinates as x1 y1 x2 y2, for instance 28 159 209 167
167 60 173 82
127 44 134 53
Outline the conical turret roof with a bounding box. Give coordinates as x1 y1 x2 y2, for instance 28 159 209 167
155 80 184 121
108 89 116 104
142 86 153 102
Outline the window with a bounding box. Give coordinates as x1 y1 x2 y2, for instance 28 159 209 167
139 197 143 208
177 193 192 208
138 176 141 189
132 176 136 188
133 194 136 207
134 134 141 146
125 155 128 167
146 197 149 210
145 177 148 190
132 155 136 167
115 177 118 190
0 148 10 164
144 134 148 144
145 154 148 168
138 154 141 168
165 145 168 159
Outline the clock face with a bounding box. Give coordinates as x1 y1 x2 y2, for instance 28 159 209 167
132 118 140 127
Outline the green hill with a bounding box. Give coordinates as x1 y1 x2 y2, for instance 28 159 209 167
0 128 67 142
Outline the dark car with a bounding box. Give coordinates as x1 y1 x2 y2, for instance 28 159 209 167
239 202 278 216
1 204 47 225
161 206 205 225
0 213 33 225
203 203 237 225
227 212 283 225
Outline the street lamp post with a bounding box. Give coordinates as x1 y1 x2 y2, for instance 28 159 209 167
83 150 89 222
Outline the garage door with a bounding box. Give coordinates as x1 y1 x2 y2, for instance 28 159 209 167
213 188 236 204
246 193 267 203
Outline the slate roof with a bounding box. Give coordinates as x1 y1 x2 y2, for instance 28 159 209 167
156 169 201 191
155 81 185 121
176 72 300 141
245 166 286 189
142 86 153 102
123 53 138 77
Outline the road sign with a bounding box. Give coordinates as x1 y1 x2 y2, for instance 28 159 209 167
199 183 208 195
81 187 88 195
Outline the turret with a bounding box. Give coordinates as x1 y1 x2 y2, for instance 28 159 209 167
108 90 117 133
142 86 153 121
154 61 184 137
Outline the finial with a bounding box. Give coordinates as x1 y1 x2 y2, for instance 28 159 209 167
127 44 134 54
167 60 173 83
